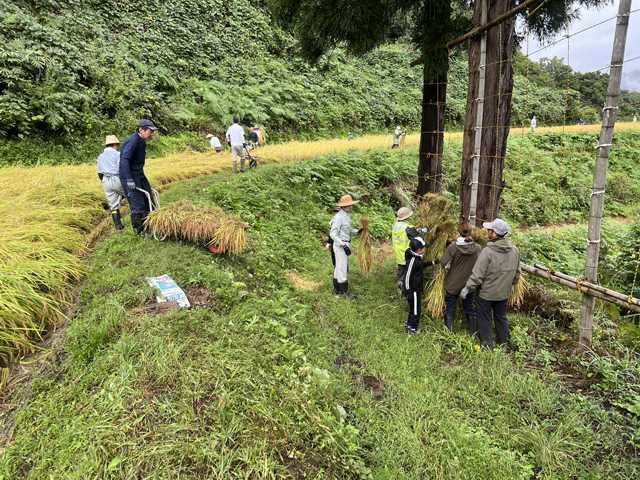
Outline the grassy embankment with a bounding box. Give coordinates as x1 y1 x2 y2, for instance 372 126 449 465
1 149 639 478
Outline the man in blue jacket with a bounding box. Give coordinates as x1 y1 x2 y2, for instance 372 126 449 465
119 119 158 233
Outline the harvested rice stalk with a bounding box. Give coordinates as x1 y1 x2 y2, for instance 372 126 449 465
424 266 446 316
413 194 457 262
144 201 190 237
212 216 250 255
472 227 488 248
357 216 372 276
182 206 224 242
399 129 407 146
508 274 529 308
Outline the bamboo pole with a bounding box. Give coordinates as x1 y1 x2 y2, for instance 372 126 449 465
533 263 640 309
522 263 640 314
580 0 633 348
410 0 547 67
469 0 487 225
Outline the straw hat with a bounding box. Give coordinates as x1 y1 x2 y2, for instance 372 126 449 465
397 207 413 221
104 135 121 145
205 134 214 139
335 195 359 207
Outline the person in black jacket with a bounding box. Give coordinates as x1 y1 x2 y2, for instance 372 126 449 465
404 237 439 334
119 119 158 233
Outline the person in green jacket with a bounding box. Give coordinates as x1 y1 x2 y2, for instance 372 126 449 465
439 221 482 334
392 207 427 296
460 219 521 350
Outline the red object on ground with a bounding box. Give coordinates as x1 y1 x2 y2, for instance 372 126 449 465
207 242 223 253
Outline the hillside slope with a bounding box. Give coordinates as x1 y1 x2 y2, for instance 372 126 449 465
0 0 422 147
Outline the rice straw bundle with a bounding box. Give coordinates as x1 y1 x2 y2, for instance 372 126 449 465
144 201 190 237
357 216 372 276
412 194 457 316
508 273 530 308
212 216 250 255
143 201 248 253
424 266 447 316
471 227 488 248
399 129 407 146
182 206 224 242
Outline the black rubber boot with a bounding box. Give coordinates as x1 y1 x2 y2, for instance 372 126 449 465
444 314 454 332
466 315 477 337
339 282 356 300
131 214 144 234
111 210 124 230
240 158 246 172
332 278 339 295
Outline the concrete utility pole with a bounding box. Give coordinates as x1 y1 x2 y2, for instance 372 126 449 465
469 0 488 223
580 0 632 348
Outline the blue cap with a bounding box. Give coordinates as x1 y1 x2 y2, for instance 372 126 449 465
233 115 240 123
137 119 158 130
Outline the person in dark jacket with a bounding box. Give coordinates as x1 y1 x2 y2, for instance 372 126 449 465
392 207 427 296
439 221 482 334
404 237 439 334
119 119 158 234
461 218 521 349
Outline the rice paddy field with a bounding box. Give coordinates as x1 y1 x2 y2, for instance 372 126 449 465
0 122 638 365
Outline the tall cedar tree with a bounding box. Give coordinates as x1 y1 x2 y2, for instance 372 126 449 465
460 0 610 225
267 0 472 197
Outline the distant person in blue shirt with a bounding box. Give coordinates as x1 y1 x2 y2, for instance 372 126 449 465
119 119 158 234
97 135 126 230
348 132 355 141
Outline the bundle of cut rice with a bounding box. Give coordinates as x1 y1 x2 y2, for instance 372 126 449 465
144 201 249 253
412 194 458 316
357 216 372 276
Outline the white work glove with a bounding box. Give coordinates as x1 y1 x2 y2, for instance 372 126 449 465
325 243 331 251
127 179 136 190
420 227 428 233
460 286 470 300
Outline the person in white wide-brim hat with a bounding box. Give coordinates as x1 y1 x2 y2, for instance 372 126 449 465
206 133 222 153
329 195 363 299
97 134 126 230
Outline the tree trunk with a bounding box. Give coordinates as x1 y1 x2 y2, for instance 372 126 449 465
417 65 448 197
460 0 516 226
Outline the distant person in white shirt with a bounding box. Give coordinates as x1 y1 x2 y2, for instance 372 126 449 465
530 115 537 133
225 116 246 173
206 133 222 153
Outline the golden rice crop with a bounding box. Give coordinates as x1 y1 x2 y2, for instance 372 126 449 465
144 201 191 237
424 266 446 316
508 274 530 308
471 227 488 248
357 216 372 276
182 206 224 242
212 216 250 255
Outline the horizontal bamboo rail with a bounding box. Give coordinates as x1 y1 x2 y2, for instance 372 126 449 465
521 263 640 313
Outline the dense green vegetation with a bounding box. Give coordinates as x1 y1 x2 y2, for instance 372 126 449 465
2 0 638 166
3 150 640 478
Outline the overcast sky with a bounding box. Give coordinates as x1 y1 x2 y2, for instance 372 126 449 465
523 1 639 74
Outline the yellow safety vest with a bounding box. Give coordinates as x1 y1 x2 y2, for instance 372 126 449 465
392 221 413 265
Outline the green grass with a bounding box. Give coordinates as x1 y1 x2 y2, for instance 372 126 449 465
2 150 639 478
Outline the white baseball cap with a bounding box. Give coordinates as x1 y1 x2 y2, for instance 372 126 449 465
482 218 509 236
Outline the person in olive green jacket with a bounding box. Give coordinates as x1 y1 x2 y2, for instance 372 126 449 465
460 219 521 350
439 221 482 334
